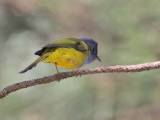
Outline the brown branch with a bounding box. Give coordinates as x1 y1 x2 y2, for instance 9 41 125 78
1 61 160 99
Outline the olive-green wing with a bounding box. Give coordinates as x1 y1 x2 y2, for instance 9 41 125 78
35 38 89 56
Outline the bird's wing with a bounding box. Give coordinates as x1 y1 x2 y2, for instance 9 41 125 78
35 38 89 56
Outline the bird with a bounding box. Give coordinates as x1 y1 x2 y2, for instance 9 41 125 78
20 38 101 73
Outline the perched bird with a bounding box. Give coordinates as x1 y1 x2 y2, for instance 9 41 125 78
20 38 101 73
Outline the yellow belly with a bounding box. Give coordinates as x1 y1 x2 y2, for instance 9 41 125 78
42 48 88 69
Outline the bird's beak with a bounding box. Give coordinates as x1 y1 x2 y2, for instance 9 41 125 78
96 56 101 62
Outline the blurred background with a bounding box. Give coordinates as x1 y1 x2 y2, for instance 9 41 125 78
0 0 160 120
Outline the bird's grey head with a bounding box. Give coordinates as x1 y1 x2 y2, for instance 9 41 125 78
80 38 101 65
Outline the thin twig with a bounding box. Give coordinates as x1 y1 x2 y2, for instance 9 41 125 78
1 61 160 99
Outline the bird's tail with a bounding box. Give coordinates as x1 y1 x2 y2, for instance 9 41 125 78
19 56 47 73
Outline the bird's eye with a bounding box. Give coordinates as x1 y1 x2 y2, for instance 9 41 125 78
92 49 96 54
76 42 81 45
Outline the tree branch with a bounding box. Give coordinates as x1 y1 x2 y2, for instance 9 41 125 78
1 61 160 99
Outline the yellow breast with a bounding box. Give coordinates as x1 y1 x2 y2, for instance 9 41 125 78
42 48 89 69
